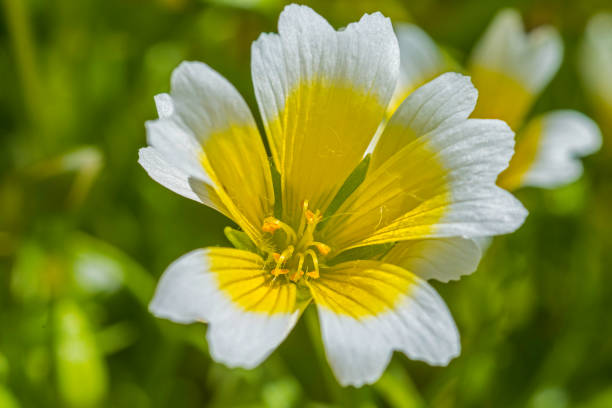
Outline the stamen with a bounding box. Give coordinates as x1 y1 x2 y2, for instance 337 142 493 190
271 268 289 277
262 217 281 233
262 217 297 244
296 253 305 275
289 269 304 282
288 253 306 282
304 249 320 279
298 200 309 237
265 202 328 282
272 245 294 276
277 246 294 265
312 242 331 256
305 209 321 224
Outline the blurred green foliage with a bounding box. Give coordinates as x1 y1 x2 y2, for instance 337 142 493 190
1 0 611 407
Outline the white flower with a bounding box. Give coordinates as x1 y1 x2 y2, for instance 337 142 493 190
139 5 527 387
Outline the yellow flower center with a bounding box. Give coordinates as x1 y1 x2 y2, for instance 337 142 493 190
261 200 331 282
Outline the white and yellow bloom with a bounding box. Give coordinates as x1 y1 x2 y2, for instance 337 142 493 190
139 5 526 387
580 13 612 135
391 9 602 192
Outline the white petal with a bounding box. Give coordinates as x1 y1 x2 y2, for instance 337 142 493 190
426 119 516 185
414 120 527 237
252 5 399 115
170 61 275 244
310 261 459 387
207 311 299 369
522 110 602 188
251 5 399 222
371 73 478 169
396 73 478 135
352 187 527 245
149 248 300 369
384 238 481 282
324 118 528 250
154 93 174 118
472 236 493 252
145 118 211 184
422 186 528 237
169 61 260 142
138 147 223 211
389 23 447 113
142 62 274 243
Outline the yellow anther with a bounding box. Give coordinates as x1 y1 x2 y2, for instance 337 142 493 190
305 210 317 224
271 268 289 277
289 269 304 282
301 200 310 212
313 242 331 256
272 246 294 273
262 217 281 233
306 270 320 279
263 217 297 244
305 209 322 227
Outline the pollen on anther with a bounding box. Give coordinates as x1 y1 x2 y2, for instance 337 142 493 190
262 217 281 233
306 270 320 279
313 242 331 256
289 270 304 282
305 210 321 224
271 269 289 277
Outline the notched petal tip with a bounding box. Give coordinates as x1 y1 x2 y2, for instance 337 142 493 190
154 93 174 118
149 247 301 370
355 10 393 28
311 262 462 387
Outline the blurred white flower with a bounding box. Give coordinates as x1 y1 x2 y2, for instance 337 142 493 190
580 12 612 135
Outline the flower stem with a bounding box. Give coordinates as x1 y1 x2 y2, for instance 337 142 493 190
303 306 345 403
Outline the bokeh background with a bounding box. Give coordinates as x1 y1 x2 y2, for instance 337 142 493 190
1 0 612 407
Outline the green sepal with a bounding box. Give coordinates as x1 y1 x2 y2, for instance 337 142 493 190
270 158 283 219
327 242 395 266
321 154 370 225
224 226 260 255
